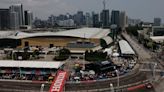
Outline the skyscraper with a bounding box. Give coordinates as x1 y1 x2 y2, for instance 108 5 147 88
119 11 126 30
74 11 84 26
85 12 92 27
24 10 33 26
0 9 10 30
100 9 110 28
111 10 120 27
154 18 161 26
92 12 100 27
10 11 19 29
9 4 24 29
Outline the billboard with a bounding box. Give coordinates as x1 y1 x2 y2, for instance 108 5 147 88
49 71 67 92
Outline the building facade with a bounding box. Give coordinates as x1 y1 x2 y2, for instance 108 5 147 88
100 9 110 28
92 13 100 27
119 11 127 30
154 18 161 26
85 12 92 27
111 10 120 27
10 11 19 29
9 4 24 29
24 10 33 26
0 9 10 30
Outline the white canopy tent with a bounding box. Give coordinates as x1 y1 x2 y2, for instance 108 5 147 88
119 40 135 55
0 60 64 69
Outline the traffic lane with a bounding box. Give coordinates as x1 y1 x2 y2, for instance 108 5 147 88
127 83 155 92
0 81 50 91
65 72 147 91
122 33 151 59
0 72 147 91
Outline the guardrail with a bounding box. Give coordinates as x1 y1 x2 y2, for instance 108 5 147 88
65 80 150 92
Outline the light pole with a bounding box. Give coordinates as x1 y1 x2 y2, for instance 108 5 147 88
40 84 45 92
115 69 119 87
153 63 157 81
110 83 114 92
82 53 85 70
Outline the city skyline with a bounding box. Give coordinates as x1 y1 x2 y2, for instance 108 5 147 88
0 0 164 23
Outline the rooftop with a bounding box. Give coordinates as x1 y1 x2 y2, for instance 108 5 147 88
0 28 110 39
119 40 135 55
150 36 164 43
0 60 64 69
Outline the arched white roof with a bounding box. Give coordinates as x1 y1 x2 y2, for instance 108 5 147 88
119 40 135 55
101 36 113 45
0 60 64 69
1 28 110 39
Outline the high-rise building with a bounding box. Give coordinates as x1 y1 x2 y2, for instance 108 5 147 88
10 11 19 29
58 19 75 27
128 18 141 26
154 18 161 26
74 11 84 26
9 4 24 28
85 12 92 27
111 10 120 27
24 10 33 26
119 11 126 30
92 12 100 27
0 9 10 30
100 9 110 28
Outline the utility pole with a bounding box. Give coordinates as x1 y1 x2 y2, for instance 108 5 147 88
110 83 114 92
153 63 157 81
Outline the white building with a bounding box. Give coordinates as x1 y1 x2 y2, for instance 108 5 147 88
128 18 141 26
58 19 75 27
119 11 127 30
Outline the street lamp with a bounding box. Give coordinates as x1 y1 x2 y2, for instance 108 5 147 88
40 84 45 92
110 83 114 92
153 63 157 81
115 69 119 87
82 53 85 70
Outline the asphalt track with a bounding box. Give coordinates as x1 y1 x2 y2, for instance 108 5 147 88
0 70 147 92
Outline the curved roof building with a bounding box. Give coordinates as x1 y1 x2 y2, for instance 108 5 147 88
1 28 110 39
0 28 111 49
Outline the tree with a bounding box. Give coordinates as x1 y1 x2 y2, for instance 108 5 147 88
32 50 40 59
54 48 70 61
85 50 107 62
126 26 143 37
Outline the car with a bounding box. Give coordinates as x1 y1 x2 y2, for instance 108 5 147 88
145 83 153 89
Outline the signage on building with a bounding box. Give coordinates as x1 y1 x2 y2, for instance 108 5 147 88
49 71 67 92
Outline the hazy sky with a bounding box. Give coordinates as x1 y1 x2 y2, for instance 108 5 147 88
0 0 164 22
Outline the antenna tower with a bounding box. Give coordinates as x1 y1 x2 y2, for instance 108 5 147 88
103 0 106 10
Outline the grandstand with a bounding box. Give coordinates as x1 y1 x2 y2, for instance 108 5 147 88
0 60 64 81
